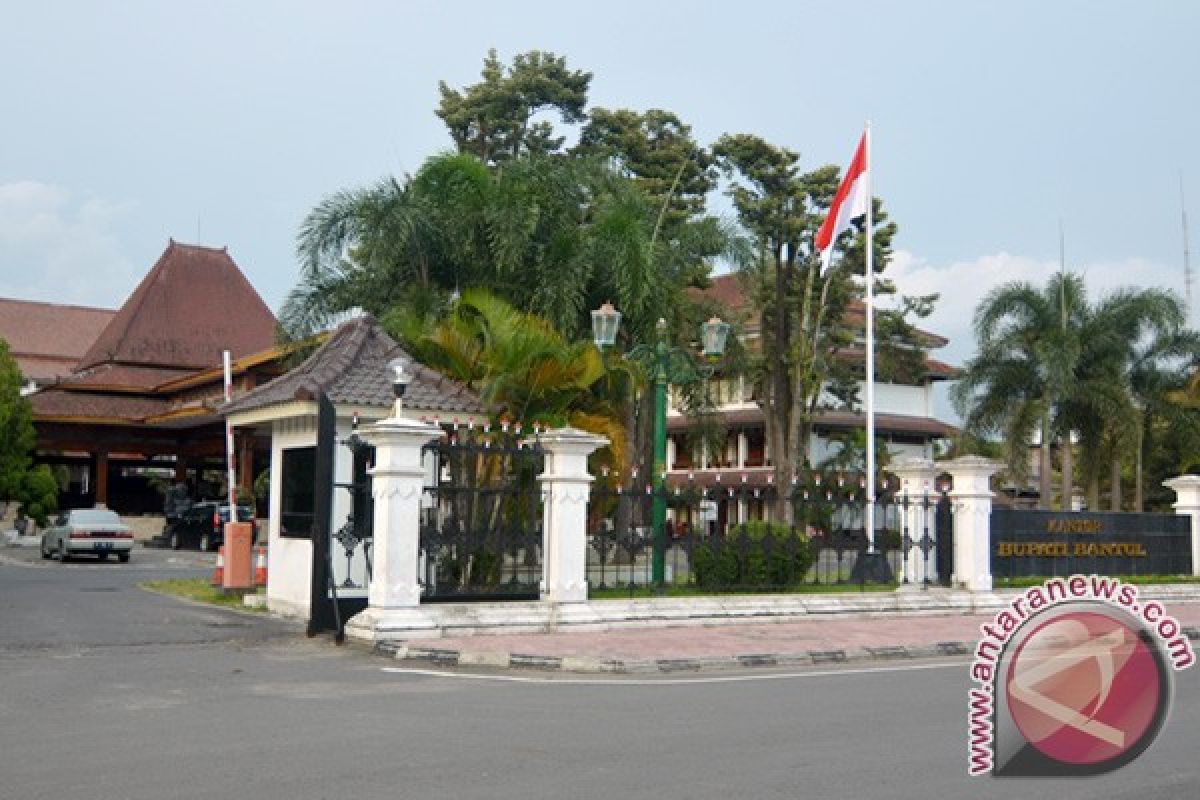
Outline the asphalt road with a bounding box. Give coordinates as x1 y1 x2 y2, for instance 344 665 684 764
2 546 1199 799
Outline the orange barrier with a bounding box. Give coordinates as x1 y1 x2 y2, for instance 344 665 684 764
222 523 255 590
254 546 268 587
211 545 225 586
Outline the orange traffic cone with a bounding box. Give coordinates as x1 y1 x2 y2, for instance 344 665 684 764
211 545 225 586
253 546 268 587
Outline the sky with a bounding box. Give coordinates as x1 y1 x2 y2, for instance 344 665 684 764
2 0 1198 416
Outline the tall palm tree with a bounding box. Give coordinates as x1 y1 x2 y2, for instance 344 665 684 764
956 274 1195 511
953 274 1085 508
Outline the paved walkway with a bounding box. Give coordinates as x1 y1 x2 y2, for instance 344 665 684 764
388 600 1200 672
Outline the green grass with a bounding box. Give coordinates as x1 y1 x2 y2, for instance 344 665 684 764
141 578 266 612
992 575 1200 589
588 582 899 600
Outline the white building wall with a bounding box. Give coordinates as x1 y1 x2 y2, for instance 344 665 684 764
267 416 317 619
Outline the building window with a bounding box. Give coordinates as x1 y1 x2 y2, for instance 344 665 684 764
280 446 316 538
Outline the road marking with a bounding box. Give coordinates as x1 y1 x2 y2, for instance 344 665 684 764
382 660 965 685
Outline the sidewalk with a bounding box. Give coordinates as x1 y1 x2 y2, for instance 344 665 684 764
381 600 1200 673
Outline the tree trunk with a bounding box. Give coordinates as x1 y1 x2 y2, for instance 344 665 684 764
1134 415 1145 512
1061 433 1074 511
1039 414 1052 510
1088 473 1100 511
1110 456 1121 512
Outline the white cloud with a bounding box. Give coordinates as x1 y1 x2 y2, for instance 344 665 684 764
886 249 1191 369
0 181 139 308
885 249 1191 423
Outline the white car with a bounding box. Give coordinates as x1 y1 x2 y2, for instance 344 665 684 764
40 509 133 563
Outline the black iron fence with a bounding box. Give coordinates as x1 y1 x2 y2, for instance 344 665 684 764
419 427 545 601
587 477 951 594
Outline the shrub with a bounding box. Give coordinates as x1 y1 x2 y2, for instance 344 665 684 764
693 521 815 590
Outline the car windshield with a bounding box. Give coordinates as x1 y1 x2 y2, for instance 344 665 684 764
218 506 255 522
70 509 122 525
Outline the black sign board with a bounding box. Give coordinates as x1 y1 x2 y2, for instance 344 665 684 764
991 509 1191 578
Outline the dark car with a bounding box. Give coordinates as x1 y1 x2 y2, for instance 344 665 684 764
166 502 256 551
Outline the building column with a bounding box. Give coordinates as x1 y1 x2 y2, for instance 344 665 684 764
943 456 1002 591
1163 475 1200 576
666 437 676 471
737 432 748 469
94 451 110 507
531 427 608 604
892 457 938 585
360 415 443 609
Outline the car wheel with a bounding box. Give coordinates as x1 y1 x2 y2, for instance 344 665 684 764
117 552 130 563
40 541 51 559
170 531 180 550
199 533 211 552
56 542 68 563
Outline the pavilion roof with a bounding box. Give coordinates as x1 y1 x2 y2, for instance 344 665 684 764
78 240 276 371
222 314 485 417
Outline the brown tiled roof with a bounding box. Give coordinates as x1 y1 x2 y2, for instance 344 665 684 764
78 240 276 370
667 407 958 438
30 389 169 422
54 363 197 391
0 297 115 382
691 273 951 348
222 315 485 417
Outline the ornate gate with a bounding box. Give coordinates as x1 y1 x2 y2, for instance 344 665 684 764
308 395 375 640
419 427 544 602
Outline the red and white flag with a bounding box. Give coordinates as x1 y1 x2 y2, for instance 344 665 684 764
814 132 869 271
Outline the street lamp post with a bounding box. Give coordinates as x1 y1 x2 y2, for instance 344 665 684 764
592 304 730 586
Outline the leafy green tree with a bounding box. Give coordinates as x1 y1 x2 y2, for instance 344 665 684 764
436 49 591 165
0 338 35 508
16 465 58 526
712 133 924 520
576 108 716 236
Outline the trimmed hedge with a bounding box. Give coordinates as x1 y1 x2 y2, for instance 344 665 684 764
693 521 815 590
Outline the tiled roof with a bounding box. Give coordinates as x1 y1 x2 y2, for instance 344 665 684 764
53 363 197 391
691 273 951 348
667 407 958 438
30 389 169 421
0 297 115 382
78 240 276 370
222 314 485 417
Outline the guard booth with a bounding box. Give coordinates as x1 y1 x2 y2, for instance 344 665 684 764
220 315 487 631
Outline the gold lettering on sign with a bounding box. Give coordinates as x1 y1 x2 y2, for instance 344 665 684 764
1046 518 1104 534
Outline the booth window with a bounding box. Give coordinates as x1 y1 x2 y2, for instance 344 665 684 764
280 446 316 538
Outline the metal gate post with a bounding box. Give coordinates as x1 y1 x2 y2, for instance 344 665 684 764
530 427 608 604
892 457 937 585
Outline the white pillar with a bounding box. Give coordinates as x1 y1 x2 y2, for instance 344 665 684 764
892 456 938 585
944 456 1002 591
737 432 749 469
666 437 677 471
1163 475 1200 576
361 415 443 608
532 427 608 604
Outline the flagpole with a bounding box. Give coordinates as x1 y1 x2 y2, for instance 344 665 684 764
864 121 876 553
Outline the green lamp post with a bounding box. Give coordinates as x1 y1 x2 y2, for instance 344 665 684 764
591 303 730 586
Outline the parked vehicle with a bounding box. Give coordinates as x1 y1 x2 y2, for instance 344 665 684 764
165 502 256 551
40 508 133 563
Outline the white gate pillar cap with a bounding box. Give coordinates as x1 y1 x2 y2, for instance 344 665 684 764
1164 475 1200 508
943 455 1003 496
361 415 444 471
526 427 608 479
891 456 937 495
